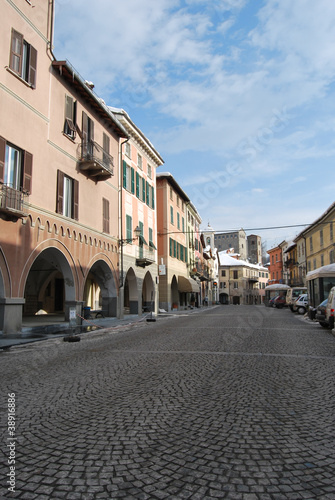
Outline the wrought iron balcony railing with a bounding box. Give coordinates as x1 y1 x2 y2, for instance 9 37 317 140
0 184 28 218
77 141 114 181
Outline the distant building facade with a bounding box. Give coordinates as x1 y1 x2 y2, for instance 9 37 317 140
214 229 247 260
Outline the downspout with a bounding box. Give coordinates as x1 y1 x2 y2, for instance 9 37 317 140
119 139 129 289
47 0 56 61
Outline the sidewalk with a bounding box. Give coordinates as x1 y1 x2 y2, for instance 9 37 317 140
0 306 218 350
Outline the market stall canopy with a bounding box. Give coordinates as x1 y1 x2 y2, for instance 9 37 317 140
178 276 200 293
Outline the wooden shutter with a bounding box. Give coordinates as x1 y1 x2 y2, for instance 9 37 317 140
126 215 132 241
10 29 23 75
23 151 33 194
73 179 79 220
136 172 140 198
103 198 110 233
123 161 127 189
151 186 155 209
56 170 64 214
146 181 150 205
28 45 37 88
0 136 5 183
103 133 110 154
131 168 135 194
142 177 145 201
82 112 88 143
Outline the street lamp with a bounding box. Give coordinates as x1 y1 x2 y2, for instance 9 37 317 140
119 225 141 246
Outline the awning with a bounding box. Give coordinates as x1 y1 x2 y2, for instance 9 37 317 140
139 234 148 246
178 276 200 293
149 240 157 250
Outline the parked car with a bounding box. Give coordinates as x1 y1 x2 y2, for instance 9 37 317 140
294 294 308 314
316 287 335 329
274 295 287 308
315 299 329 328
286 287 307 312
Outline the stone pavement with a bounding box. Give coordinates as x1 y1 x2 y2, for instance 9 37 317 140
1 305 335 499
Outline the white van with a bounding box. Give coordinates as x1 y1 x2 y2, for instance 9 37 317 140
286 287 307 312
324 286 335 329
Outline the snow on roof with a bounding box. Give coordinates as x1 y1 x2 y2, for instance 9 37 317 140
264 284 291 290
306 263 335 281
218 252 266 270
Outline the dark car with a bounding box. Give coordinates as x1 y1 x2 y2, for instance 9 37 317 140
274 295 286 308
315 299 329 327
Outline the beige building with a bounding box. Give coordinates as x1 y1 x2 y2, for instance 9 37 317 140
156 173 200 311
218 253 263 305
0 0 128 333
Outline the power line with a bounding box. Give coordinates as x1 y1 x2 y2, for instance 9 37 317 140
158 223 312 237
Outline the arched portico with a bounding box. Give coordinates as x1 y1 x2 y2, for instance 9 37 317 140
142 271 155 313
23 247 76 323
124 267 138 314
84 259 118 317
171 275 179 310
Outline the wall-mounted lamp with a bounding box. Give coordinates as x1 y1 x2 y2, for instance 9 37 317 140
119 225 141 246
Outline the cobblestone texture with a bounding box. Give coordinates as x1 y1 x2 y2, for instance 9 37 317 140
1 306 335 499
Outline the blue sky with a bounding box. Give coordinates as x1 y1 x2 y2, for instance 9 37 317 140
54 0 335 251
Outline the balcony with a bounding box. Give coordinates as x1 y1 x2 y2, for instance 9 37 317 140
136 245 156 268
77 141 114 181
0 184 28 220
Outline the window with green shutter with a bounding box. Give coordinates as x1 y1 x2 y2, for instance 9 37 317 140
131 167 135 194
126 215 132 242
142 177 146 202
123 160 127 189
151 186 155 209
170 206 174 224
169 238 173 257
173 240 177 258
146 181 150 205
136 172 140 198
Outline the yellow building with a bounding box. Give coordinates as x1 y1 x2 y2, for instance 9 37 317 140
296 201 335 274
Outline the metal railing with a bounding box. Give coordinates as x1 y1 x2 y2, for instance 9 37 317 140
0 184 28 216
77 141 114 175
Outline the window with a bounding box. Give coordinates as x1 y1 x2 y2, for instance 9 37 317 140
182 217 185 233
320 230 324 246
64 95 77 139
82 112 94 158
0 137 32 193
125 142 131 158
126 215 132 242
56 170 78 220
233 282 238 289
170 206 174 224
177 212 180 230
149 228 156 250
177 196 180 207
331 222 333 242
137 154 142 169
102 198 109 233
321 254 324 267
103 133 110 166
221 270 226 277
147 164 152 178
9 29 37 87
123 161 135 194
310 237 313 253
313 258 316 270
170 187 173 200
233 270 238 279
330 249 335 263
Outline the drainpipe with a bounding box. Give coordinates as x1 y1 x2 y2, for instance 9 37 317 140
119 139 129 290
47 1 56 61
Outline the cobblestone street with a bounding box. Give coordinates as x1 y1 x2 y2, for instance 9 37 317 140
1 305 335 499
